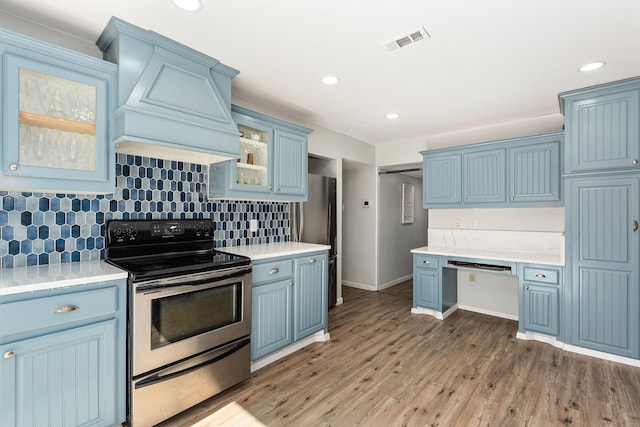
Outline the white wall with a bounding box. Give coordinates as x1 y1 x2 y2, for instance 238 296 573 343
342 166 377 289
378 173 428 289
375 114 565 167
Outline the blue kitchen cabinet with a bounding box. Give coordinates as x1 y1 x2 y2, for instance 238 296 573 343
423 154 461 205
565 176 640 358
209 105 312 201
0 280 126 427
560 78 640 174
0 28 117 194
250 250 328 361
508 134 562 204
462 148 506 204
413 254 441 311
252 278 294 360
294 253 328 341
518 264 561 336
422 132 561 208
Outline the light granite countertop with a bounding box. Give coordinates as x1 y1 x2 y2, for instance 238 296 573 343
221 242 331 260
410 246 563 266
0 260 128 296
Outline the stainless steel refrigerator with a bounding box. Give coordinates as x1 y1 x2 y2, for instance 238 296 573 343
290 174 338 307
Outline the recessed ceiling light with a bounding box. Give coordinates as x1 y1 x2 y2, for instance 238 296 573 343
579 60 606 72
172 0 203 12
321 76 339 85
386 113 400 119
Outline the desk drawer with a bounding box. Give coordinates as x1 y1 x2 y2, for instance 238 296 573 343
523 267 559 284
0 286 118 338
415 254 439 269
253 259 293 284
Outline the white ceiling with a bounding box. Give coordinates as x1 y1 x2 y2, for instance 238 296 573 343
2 0 640 146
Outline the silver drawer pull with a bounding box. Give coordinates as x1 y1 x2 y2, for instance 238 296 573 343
423 260 431 265
535 273 546 278
53 304 79 314
3 351 14 359
268 268 279 275
308 258 316 263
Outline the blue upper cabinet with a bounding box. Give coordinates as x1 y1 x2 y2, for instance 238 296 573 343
462 148 506 204
423 154 461 205
508 133 562 204
97 17 241 164
422 132 563 208
0 28 117 194
560 78 640 174
209 105 312 201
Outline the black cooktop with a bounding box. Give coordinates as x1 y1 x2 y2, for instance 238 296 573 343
104 219 250 281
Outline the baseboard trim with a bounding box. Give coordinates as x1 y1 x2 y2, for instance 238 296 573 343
250 330 330 372
516 331 640 368
411 304 458 320
342 281 376 292
378 274 412 291
457 304 519 321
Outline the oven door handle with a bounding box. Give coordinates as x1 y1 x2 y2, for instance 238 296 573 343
136 266 252 292
134 337 250 389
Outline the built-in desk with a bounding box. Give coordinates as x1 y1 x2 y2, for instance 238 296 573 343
411 229 565 340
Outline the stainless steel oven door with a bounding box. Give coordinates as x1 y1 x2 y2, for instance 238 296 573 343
132 266 251 376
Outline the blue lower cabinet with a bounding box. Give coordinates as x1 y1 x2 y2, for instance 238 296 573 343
0 279 126 427
251 251 328 361
518 264 561 337
252 278 293 360
413 254 442 311
0 321 118 427
566 177 640 358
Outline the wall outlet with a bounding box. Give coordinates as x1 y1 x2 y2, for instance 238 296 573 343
250 219 258 232
454 219 461 228
469 273 476 282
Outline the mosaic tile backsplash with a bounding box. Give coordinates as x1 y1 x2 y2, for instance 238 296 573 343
0 153 290 268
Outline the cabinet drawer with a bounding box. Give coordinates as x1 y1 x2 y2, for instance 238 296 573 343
523 267 559 284
253 259 293 284
415 254 440 269
0 286 118 338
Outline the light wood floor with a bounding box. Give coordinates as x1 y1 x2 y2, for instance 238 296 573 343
159 281 640 426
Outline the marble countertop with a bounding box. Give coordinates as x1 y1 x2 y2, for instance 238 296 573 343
221 242 331 260
0 260 128 296
410 246 563 266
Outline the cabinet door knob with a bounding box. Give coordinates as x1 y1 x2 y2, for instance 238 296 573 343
3 351 14 359
8 163 18 171
53 304 79 314
268 268 279 275
463 198 468 203
268 186 273 191
308 258 316 263
633 159 639 165
510 197 515 201
535 273 546 278
634 220 639 232
289 281 294 286
276 186 281 192
456 198 460 203
524 286 530 290
432 273 437 277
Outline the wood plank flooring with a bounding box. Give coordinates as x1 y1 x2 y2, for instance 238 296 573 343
158 281 640 426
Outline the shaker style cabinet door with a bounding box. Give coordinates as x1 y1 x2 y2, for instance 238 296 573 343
0 321 119 427
566 177 640 358
562 82 640 174
0 29 116 193
414 268 440 310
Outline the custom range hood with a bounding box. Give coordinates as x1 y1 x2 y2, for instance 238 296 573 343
97 17 240 164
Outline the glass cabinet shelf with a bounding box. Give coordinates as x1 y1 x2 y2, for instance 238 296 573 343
19 111 96 136
237 162 267 171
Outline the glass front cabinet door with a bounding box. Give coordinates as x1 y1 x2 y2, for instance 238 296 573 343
1 29 116 193
232 119 273 194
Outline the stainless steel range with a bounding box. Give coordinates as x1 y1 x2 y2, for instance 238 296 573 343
105 219 252 427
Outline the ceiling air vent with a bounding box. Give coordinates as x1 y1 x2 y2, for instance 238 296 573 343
382 27 430 52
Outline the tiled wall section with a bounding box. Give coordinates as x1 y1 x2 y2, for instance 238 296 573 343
0 153 290 268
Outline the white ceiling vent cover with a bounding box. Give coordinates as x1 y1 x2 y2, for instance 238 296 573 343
382 27 430 52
